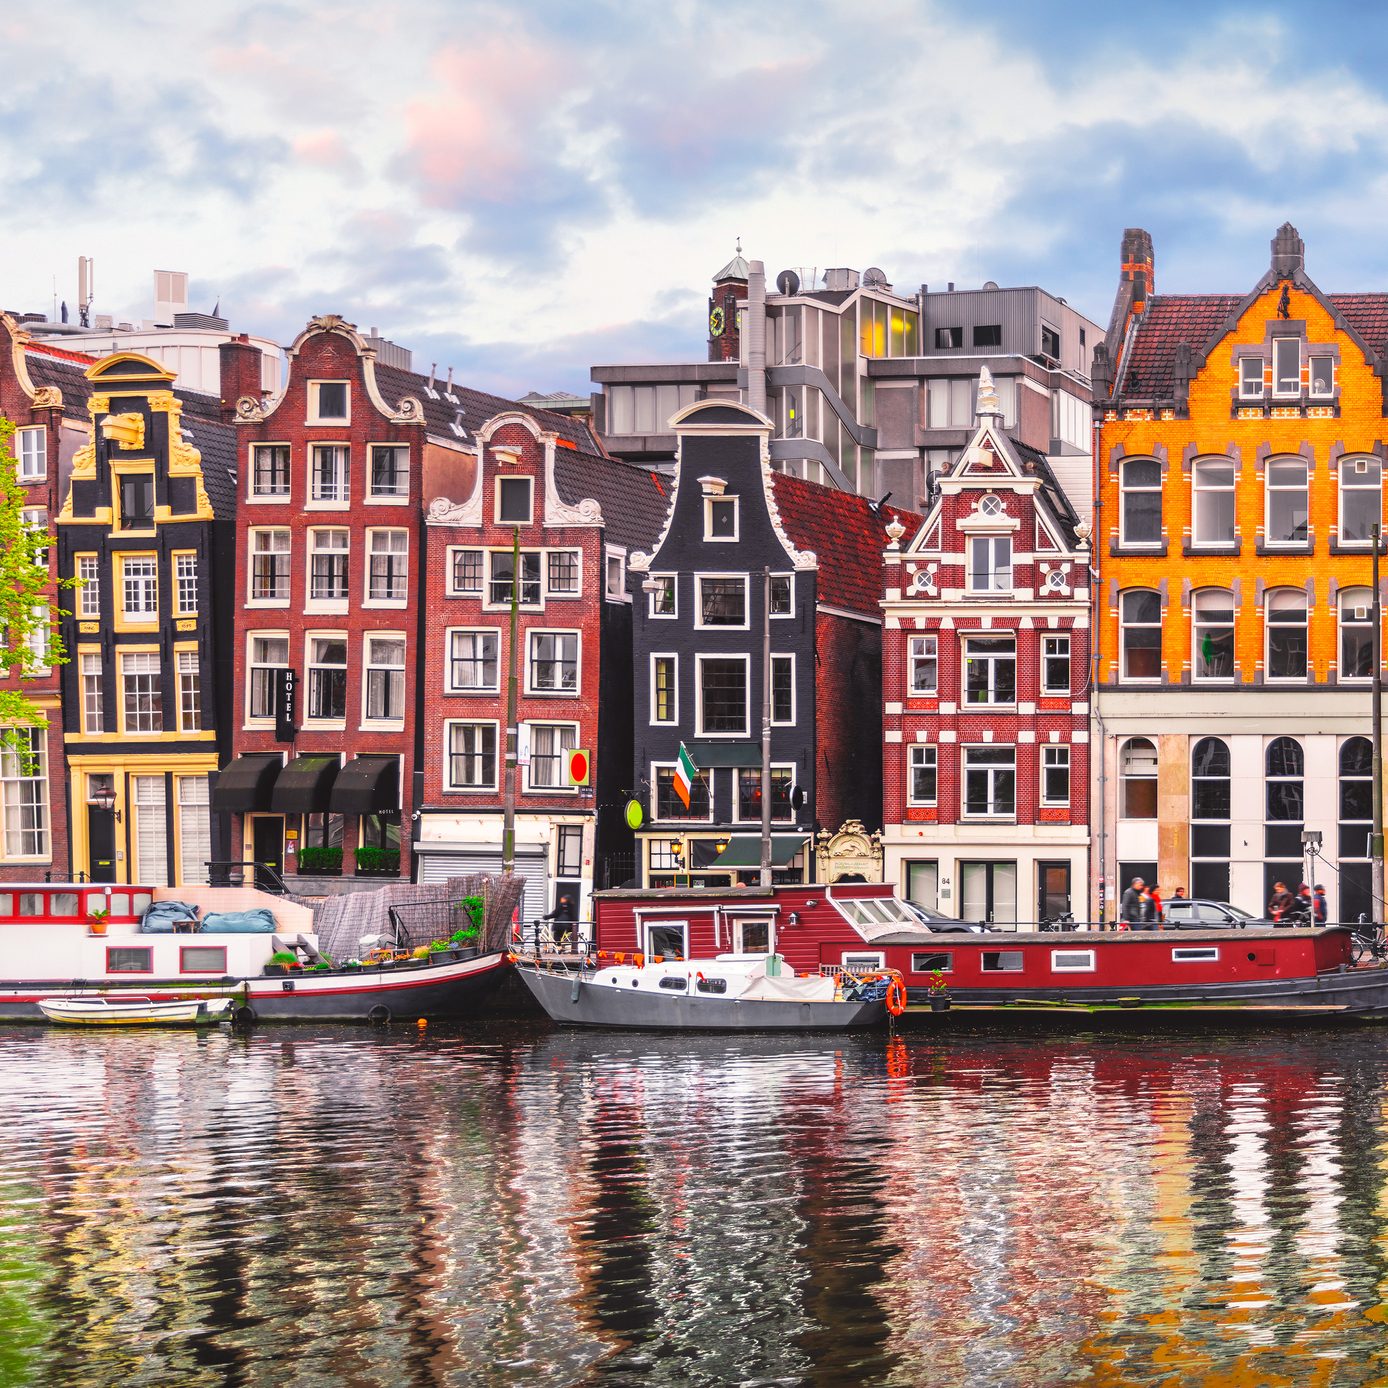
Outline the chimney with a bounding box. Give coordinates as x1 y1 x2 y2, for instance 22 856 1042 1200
1120 228 1155 309
1271 222 1305 279
219 334 263 421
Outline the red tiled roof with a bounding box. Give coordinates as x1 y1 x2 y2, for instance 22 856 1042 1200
26 341 97 365
1329 294 1388 354
770 473 920 616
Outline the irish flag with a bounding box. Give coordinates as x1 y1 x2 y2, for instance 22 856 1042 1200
673 742 697 810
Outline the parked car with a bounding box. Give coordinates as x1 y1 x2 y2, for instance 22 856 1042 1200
901 902 993 934
1162 899 1275 929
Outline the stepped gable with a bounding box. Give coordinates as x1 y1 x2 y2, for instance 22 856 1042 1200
1114 294 1241 399
374 362 602 454
770 472 920 615
551 447 670 551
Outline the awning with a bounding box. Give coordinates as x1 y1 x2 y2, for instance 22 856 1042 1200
270 755 341 814
712 834 808 869
210 754 282 813
687 740 761 768
330 756 400 816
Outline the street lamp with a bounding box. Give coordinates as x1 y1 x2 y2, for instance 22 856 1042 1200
88 786 120 822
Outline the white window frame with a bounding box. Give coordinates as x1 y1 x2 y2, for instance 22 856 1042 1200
173 552 198 616
695 653 750 738
1119 589 1162 683
909 635 937 695
1191 458 1236 547
449 547 485 597
367 443 409 502
249 442 291 500
119 649 162 736
307 380 351 425
304 631 349 726
907 745 938 807
1119 458 1164 546
967 535 1013 593
1050 950 1095 972
1339 589 1374 683
495 474 534 526
734 765 796 824
524 721 579 793
770 653 795 726
307 527 350 609
76 554 100 619
307 443 350 507
1192 588 1236 683
446 628 500 694
248 527 291 604
364 528 409 606
1120 737 1158 819
1308 355 1334 399
605 546 628 601
80 651 104 734
525 629 580 697
1239 357 1265 400
695 573 750 631
1041 745 1070 807
962 745 1016 820
1264 457 1309 547
1041 634 1070 695
650 653 678 725
1272 337 1301 397
545 548 582 598
16 426 45 481
1338 458 1382 547
1173 947 1220 962
487 549 542 610
362 632 406 727
1264 588 1308 683
704 494 739 542
841 951 885 973
120 555 159 624
445 719 500 793
245 632 288 725
647 573 677 618
175 649 201 733
962 635 1016 706
769 573 794 618
0 728 49 861
651 761 714 822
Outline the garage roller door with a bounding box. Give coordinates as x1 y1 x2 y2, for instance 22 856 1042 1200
417 849 549 924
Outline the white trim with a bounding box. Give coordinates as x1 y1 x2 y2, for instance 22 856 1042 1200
521 720 580 794
523 628 581 698
770 652 796 726
445 626 501 694
650 761 714 823
647 572 677 618
704 494 740 542
359 629 407 729
694 572 750 631
444 718 501 793
1050 949 1095 972
494 473 534 526
302 629 349 729
649 652 678 725
306 379 351 427
695 652 751 738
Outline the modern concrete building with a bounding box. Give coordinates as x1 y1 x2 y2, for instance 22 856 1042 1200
592 250 1100 518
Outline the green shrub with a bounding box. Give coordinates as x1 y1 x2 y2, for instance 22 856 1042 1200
269 950 298 965
296 845 342 873
355 845 401 874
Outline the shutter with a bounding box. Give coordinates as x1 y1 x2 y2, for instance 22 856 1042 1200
415 849 549 921
177 775 211 885
133 775 168 884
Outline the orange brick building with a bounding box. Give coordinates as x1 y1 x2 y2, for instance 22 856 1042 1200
1093 224 1385 922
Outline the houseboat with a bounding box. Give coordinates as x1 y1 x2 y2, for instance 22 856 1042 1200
590 883 1388 1018
0 882 512 1025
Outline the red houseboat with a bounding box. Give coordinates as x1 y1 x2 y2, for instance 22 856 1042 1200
591 883 1388 1018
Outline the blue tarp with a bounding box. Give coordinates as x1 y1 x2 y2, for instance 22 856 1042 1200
141 900 200 933
199 908 278 934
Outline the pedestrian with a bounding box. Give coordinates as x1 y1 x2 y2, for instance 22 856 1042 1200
1295 883 1314 925
1313 884 1329 925
1149 881 1165 927
1172 887 1187 901
1138 885 1157 928
1119 876 1144 931
1268 880 1294 926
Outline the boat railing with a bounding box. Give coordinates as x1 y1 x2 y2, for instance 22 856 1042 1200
514 920 594 959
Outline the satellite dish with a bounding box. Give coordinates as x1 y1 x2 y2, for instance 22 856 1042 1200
863 267 888 288
776 269 800 296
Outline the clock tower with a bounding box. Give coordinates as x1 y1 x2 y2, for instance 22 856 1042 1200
707 241 748 363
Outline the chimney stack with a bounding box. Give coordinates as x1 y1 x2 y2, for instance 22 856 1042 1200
219 334 263 421
1120 228 1155 310
1271 222 1305 279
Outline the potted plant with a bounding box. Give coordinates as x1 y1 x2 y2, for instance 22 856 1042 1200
264 950 298 977
355 845 401 877
296 844 342 876
925 970 951 1012
87 905 110 937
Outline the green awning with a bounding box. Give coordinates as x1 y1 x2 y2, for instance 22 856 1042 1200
711 835 808 869
687 740 760 768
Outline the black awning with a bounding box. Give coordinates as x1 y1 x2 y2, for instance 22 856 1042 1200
712 835 808 869
330 756 400 816
686 740 761 768
270 755 341 814
211 754 282 813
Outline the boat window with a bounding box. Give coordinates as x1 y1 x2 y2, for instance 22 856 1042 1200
107 947 153 973
911 951 952 973
181 946 227 973
0 892 13 915
50 892 79 917
658 976 688 991
842 953 884 972
133 892 153 916
1173 947 1219 962
98 893 131 917
696 977 728 994
1050 950 1095 972
18 894 44 916
981 951 1024 972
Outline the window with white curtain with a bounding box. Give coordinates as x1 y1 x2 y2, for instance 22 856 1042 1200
133 774 168 884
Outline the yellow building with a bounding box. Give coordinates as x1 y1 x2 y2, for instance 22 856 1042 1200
1094 224 1383 922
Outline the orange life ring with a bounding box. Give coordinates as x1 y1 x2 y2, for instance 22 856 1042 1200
884 976 907 1016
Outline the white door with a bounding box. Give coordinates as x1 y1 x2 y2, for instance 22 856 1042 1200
132 775 167 885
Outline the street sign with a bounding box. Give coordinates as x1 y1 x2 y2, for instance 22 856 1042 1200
625 799 644 830
568 748 591 786
275 668 298 743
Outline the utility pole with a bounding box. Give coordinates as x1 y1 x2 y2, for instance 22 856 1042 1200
502 527 520 876
1374 522 1384 926
760 565 773 889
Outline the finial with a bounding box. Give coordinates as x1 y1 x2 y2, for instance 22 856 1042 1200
976 364 1001 418
735 236 742 255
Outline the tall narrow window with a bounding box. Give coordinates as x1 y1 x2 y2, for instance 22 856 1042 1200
909 636 938 695
176 776 211 886
22 509 48 568
907 745 937 806
369 445 408 498
1120 738 1157 818
247 635 288 720
1191 737 1231 901
1192 589 1235 681
652 655 677 723
309 529 350 601
1041 635 1071 695
0 729 48 859
16 427 45 481
364 636 405 722
251 445 290 498
1041 746 1070 806
1340 738 1374 923
122 556 158 621
250 529 291 601
1338 458 1382 544
77 555 100 618
174 553 199 615
81 653 104 733
309 444 349 503
1239 357 1265 400
1192 459 1236 545
1340 589 1374 680
367 530 408 601
1272 338 1301 396
967 536 1012 592
771 654 794 723
118 474 155 529
1265 736 1306 913
1265 459 1309 545
176 651 202 732
121 652 162 734
306 637 348 721
1119 459 1162 545
647 574 676 616
1265 589 1307 681
1119 590 1162 681
1309 356 1334 398
132 774 167 885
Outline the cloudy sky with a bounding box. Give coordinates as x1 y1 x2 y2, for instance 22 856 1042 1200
5 0 1388 398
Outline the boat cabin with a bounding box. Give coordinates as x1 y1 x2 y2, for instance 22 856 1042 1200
592 882 1354 998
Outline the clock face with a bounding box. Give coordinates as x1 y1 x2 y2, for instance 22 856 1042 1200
709 305 725 336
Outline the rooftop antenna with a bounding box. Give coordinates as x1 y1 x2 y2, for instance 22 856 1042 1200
78 256 94 327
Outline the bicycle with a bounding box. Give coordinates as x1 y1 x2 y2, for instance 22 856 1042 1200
1038 913 1076 933
1350 914 1388 966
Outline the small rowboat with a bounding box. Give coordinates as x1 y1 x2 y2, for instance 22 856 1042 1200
36 996 235 1026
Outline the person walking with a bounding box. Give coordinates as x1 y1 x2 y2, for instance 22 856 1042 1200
1268 881 1294 926
1138 886 1157 929
1295 883 1314 925
1313 884 1329 925
1119 877 1144 931
1149 881 1165 928
1171 887 1187 902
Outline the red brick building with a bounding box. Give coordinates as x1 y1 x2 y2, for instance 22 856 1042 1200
881 368 1091 927
416 409 667 920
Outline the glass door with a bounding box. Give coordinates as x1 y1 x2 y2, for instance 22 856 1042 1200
959 861 1017 927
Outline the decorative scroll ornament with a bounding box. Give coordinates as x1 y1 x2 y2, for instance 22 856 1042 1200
391 396 424 424
426 492 482 526
235 395 266 422
31 386 61 409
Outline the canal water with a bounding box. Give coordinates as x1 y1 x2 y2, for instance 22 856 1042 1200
4 1025 1388 1387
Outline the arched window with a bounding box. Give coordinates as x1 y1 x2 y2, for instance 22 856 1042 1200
1338 458 1382 546
1265 458 1309 545
1191 736 1231 901
1192 589 1235 681
1119 589 1162 682
1265 589 1308 681
1120 738 1157 819
1119 459 1162 546
1339 588 1373 681
1192 458 1236 546
1339 737 1374 923
1265 737 1304 906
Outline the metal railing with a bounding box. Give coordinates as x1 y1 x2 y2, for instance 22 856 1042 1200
205 860 289 894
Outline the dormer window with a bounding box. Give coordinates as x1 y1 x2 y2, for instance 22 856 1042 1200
1239 358 1265 400
118 473 155 530
1309 356 1334 398
497 476 533 525
967 536 1011 593
705 495 738 541
309 381 350 423
1272 338 1300 397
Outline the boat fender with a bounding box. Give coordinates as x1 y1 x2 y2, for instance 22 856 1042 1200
885 977 907 1017
232 1005 257 1027
368 1004 392 1026
634 953 645 969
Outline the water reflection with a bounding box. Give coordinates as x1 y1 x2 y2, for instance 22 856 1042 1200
8 1027 1388 1384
